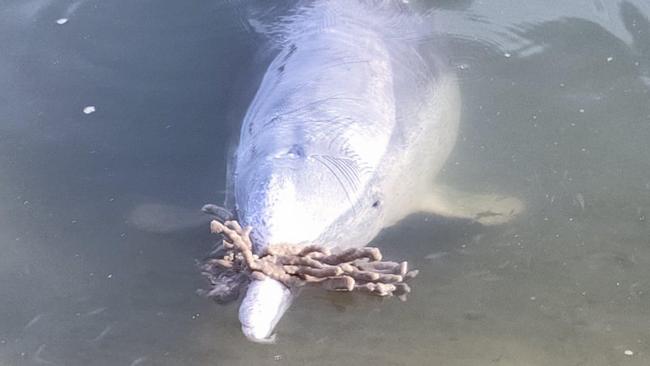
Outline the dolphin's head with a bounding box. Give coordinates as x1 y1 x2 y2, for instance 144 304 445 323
237 146 381 249
234 146 383 341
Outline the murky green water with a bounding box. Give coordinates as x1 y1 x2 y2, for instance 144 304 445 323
2 0 650 365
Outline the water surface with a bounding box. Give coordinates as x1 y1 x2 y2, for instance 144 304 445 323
1 0 650 365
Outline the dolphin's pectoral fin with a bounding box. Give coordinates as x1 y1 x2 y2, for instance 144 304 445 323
418 185 524 225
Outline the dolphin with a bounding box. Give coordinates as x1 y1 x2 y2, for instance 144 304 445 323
231 0 522 342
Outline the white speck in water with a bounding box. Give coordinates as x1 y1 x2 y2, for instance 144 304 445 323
273 355 283 361
425 252 449 260
107 274 112 279
83 106 96 114
24 313 45 330
624 349 634 356
90 325 112 343
130 356 148 366
575 193 585 210
56 18 69 25
504 52 512 58
579 108 585 113
606 56 614 62
530 296 536 301
84 307 107 317
34 344 54 364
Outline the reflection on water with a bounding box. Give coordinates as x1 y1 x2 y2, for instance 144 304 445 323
1 0 650 365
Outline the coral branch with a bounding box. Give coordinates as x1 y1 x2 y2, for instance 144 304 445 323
200 220 418 303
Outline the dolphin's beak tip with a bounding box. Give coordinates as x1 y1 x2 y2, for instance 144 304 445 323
242 325 277 344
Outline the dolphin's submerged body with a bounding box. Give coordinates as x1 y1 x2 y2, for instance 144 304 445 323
230 0 520 342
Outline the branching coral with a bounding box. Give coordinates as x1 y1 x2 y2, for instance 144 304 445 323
199 220 418 303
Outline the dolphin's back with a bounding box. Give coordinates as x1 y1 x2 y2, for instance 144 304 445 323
238 20 396 181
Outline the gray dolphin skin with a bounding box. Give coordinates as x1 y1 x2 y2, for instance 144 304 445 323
232 0 520 342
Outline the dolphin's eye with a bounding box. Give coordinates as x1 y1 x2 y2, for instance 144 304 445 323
273 144 305 159
372 200 381 208
286 144 305 158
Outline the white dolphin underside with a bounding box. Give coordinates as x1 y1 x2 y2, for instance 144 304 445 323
232 0 522 342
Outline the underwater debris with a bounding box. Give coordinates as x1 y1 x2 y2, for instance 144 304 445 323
199 220 418 303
